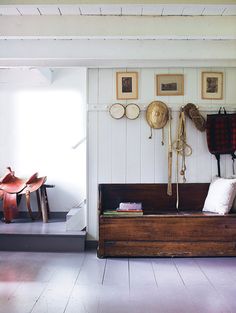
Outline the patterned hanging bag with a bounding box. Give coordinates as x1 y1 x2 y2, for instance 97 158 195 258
206 107 236 177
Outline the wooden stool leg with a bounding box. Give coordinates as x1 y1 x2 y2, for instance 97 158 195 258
25 191 34 221
44 187 50 219
40 186 48 223
36 189 42 219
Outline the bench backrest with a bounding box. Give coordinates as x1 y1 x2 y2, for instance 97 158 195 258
99 183 210 214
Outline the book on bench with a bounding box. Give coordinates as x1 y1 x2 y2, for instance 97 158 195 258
103 202 143 216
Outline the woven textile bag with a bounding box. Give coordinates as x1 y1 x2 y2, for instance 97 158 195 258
206 107 236 177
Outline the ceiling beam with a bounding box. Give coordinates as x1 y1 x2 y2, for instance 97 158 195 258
0 15 236 39
0 39 236 67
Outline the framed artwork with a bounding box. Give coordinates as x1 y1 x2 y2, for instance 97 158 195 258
116 72 138 100
201 72 223 100
156 74 184 96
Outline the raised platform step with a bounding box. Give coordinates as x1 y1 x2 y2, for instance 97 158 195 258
0 218 86 252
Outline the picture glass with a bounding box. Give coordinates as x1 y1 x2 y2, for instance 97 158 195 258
206 77 218 93
122 77 132 93
161 82 177 92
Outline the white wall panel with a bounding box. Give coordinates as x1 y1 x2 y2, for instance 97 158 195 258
98 111 112 183
87 111 98 240
88 67 236 239
225 68 236 104
168 68 184 104
88 68 98 104
219 155 227 178
98 68 113 104
111 118 127 182
226 155 235 177
154 128 168 183
196 130 213 182
126 118 141 182
183 68 198 104
140 68 155 103
140 111 155 182
184 119 198 183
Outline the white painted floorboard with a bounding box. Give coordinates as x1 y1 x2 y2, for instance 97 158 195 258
0 251 236 313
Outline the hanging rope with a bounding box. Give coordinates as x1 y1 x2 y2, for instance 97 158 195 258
167 108 173 196
172 108 192 209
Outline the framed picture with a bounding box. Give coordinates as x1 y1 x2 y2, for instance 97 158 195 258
156 74 184 96
202 72 223 100
116 72 138 100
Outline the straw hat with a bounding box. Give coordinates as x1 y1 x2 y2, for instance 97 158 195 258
146 101 169 129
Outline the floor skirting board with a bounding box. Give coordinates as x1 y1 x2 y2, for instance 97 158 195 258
85 240 98 250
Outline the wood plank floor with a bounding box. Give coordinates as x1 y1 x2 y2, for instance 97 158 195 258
0 251 236 313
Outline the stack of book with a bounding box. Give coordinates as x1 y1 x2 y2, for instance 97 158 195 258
103 202 143 217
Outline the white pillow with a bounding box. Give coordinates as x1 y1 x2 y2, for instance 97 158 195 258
225 175 236 213
203 177 236 215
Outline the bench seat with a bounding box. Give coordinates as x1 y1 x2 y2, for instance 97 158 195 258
98 183 236 257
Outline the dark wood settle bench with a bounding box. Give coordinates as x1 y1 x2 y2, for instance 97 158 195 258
98 183 236 258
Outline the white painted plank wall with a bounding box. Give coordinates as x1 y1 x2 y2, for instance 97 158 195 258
87 67 236 240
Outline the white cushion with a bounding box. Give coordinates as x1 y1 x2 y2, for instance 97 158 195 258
226 175 236 213
203 177 236 215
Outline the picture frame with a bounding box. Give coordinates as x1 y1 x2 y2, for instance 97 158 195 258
201 72 223 100
156 74 184 96
116 72 138 100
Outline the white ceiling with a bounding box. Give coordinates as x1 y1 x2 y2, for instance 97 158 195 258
0 3 235 67
0 4 236 16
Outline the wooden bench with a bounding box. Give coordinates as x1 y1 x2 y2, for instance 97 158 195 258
98 183 236 257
